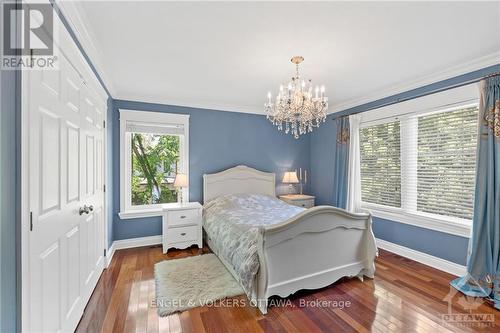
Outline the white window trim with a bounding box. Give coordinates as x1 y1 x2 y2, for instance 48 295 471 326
119 109 190 219
354 83 479 238
359 203 471 238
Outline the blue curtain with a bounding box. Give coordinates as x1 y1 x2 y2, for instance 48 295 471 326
451 76 500 309
332 116 350 209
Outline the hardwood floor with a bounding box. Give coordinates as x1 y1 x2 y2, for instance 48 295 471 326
76 245 500 333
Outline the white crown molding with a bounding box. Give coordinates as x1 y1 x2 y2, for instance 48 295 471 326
328 52 500 114
376 238 466 277
114 93 267 115
55 0 116 97
55 0 499 117
118 53 499 117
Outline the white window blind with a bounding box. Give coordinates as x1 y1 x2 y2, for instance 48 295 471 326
416 106 478 220
358 103 478 224
125 121 184 135
359 120 401 208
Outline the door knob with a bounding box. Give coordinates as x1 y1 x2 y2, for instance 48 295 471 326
79 205 92 215
79 206 89 215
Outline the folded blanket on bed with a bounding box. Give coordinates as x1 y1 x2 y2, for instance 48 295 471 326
203 193 304 301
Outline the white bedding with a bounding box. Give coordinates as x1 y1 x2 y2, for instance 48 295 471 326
203 193 304 300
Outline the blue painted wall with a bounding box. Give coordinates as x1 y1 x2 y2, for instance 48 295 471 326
0 50 19 333
372 218 469 264
111 100 311 241
309 64 500 266
0 3 495 330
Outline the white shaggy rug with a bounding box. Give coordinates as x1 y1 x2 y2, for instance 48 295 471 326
154 254 244 316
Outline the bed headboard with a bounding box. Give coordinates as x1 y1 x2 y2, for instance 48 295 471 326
203 165 276 203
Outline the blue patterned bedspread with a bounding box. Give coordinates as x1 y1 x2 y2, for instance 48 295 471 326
203 193 304 300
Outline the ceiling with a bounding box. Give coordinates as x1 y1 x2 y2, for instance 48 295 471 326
60 1 500 115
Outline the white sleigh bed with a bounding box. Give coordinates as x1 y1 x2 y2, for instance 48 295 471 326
203 165 377 314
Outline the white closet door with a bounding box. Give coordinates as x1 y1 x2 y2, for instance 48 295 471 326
28 48 105 333
80 80 106 303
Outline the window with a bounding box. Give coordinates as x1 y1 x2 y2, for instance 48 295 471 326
416 107 478 220
360 120 401 208
119 110 189 218
360 106 478 219
355 84 479 236
131 133 180 206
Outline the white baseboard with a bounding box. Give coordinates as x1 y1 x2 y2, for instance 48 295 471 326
106 243 115 268
104 235 466 277
105 235 162 267
376 238 466 277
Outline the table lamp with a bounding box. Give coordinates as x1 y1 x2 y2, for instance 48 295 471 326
282 171 299 194
173 173 188 203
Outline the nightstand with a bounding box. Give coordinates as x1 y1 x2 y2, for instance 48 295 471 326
279 194 315 208
162 202 203 253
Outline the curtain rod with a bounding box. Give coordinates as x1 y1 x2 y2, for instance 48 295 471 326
332 71 500 120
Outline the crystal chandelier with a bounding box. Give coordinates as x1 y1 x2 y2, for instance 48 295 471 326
265 56 328 139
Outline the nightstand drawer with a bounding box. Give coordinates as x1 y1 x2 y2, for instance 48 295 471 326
294 199 314 208
279 195 315 208
168 225 198 243
169 209 199 226
162 202 202 253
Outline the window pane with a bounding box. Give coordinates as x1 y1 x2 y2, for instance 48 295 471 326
417 106 478 220
360 121 401 207
131 133 180 205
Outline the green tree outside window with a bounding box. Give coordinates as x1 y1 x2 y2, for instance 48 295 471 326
131 133 180 205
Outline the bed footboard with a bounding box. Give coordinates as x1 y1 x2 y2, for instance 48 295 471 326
255 206 377 314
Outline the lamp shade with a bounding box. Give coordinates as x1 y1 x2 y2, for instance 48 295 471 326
173 173 189 187
282 171 299 184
